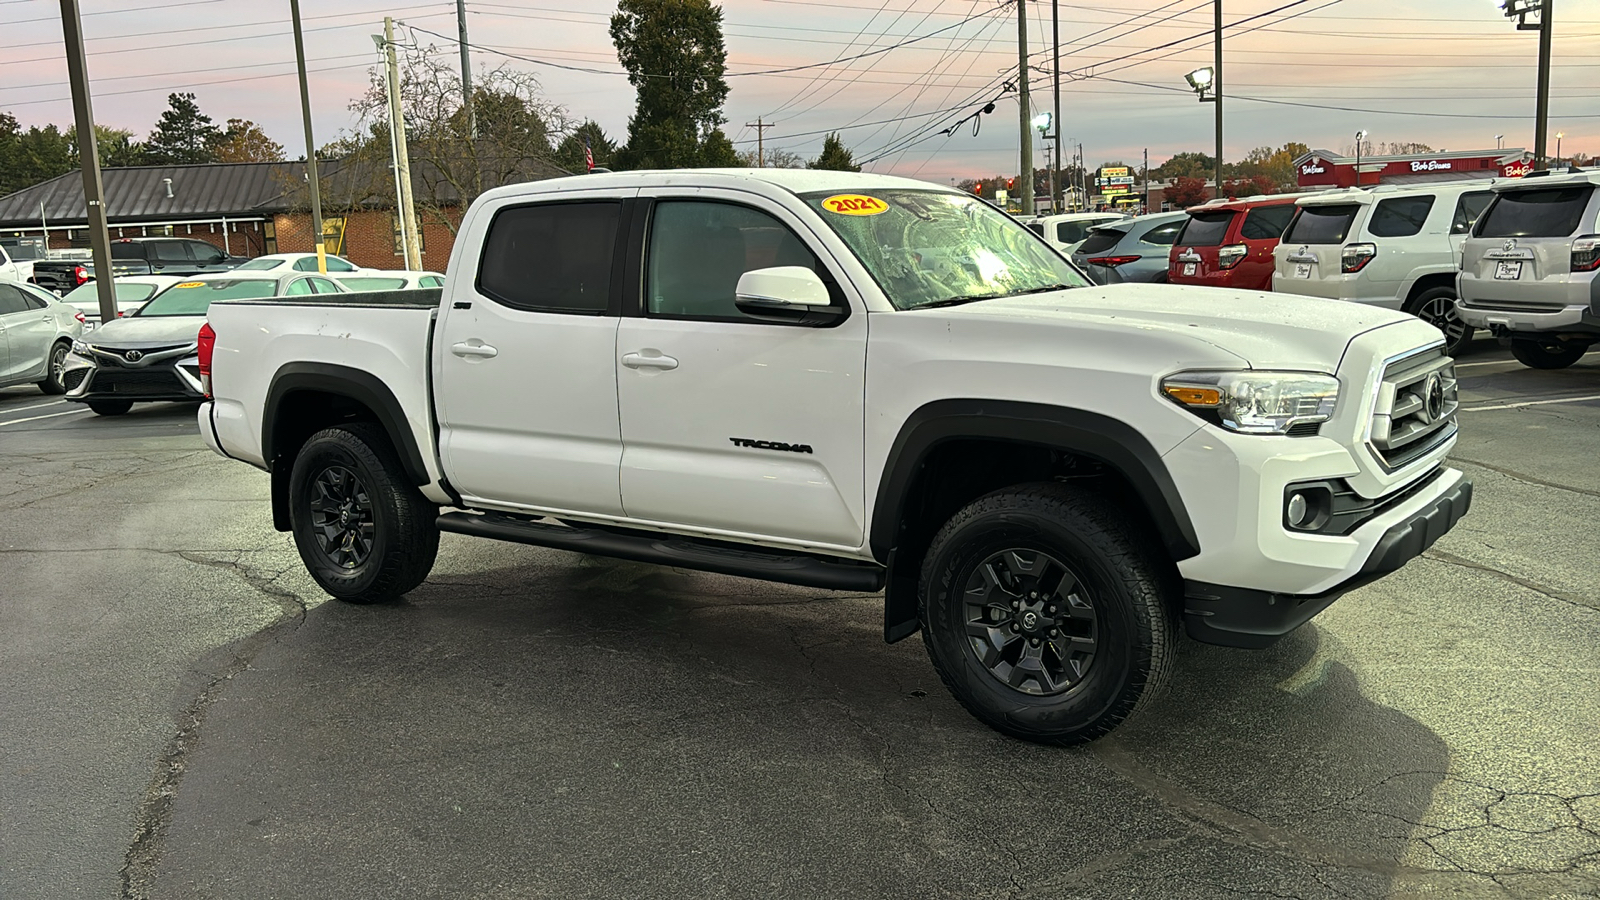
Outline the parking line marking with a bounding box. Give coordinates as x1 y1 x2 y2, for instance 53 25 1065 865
0 400 69 414
1462 393 1600 412
0 408 91 428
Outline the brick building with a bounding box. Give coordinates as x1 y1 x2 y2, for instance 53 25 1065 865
0 159 546 270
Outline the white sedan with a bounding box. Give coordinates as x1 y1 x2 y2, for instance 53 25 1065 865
0 280 85 394
333 271 446 292
59 275 184 327
232 253 373 275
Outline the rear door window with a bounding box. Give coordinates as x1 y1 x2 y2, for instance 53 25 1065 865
1076 228 1125 255
1475 186 1595 238
110 243 146 261
1176 212 1233 246
188 242 227 263
149 242 190 263
1240 204 1295 240
1285 204 1360 244
0 284 31 315
1450 191 1494 235
478 201 620 314
1367 195 1435 238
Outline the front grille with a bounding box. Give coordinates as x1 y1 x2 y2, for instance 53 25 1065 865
95 369 183 395
89 343 194 367
1369 347 1458 470
1460 298 1568 314
63 369 89 391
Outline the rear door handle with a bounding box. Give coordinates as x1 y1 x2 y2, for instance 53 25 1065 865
621 351 678 370
451 340 499 359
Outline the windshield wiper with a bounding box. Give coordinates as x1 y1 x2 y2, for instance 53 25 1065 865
916 293 1003 309
1006 283 1074 296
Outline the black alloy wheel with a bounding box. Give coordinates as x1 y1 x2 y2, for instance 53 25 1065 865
1409 287 1472 357
38 342 70 395
306 465 376 570
961 548 1098 696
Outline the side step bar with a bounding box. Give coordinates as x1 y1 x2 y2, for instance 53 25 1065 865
436 511 886 593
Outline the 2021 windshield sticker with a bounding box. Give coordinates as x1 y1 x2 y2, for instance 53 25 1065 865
820 194 889 216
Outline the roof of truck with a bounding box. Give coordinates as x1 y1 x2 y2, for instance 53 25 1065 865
505 168 960 198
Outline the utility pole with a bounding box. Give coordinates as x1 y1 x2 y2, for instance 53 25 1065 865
1213 0 1223 199
1017 0 1034 215
289 0 327 274
1077 142 1084 210
59 0 116 325
384 18 424 272
1534 0 1553 167
1143 147 1150 213
1052 0 1062 214
457 0 475 139
745 117 774 167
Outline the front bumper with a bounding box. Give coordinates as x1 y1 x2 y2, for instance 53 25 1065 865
1183 475 1472 647
63 354 206 404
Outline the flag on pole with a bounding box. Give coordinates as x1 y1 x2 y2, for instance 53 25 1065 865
584 138 594 172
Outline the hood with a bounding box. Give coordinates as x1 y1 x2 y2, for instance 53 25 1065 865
86 314 207 347
927 284 1416 372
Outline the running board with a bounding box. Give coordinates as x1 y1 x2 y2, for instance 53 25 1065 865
436 511 886 593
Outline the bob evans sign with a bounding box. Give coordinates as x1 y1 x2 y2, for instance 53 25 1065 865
1301 163 1326 175
1410 160 1453 172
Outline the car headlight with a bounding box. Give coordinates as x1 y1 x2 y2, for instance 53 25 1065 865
1161 371 1339 434
72 340 90 355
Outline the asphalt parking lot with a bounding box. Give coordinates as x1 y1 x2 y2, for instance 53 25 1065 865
1 340 1597 900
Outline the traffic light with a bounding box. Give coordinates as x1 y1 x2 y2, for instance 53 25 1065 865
1006 177 1015 191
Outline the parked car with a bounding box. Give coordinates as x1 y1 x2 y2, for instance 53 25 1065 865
233 252 371 274
31 237 246 294
198 169 1468 746
1273 181 1498 355
60 275 184 327
0 237 47 283
334 271 446 292
1070 211 1189 284
0 279 85 394
1028 212 1130 256
1456 168 1600 369
1168 194 1306 291
63 270 349 416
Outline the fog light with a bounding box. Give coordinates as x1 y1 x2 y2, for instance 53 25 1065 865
1287 492 1311 528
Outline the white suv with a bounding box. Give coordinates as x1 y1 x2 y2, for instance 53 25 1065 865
1273 181 1498 355
1027 212 1130 256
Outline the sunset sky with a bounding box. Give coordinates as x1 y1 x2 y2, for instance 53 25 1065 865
4 0 1597 183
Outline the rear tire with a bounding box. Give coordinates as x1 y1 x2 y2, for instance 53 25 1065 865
919 483 1178 745
1406 286 1472 357
37 342 70 394
1510 339 1588 370
288 422 439 603
87 400 133 416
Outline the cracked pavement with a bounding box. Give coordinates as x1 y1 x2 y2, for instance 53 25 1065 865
1 342 1597 899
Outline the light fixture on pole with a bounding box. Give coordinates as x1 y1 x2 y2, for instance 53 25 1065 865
1354 129 1368 188
1556 131 1564 166
1183 59 1221 198
1495 134 1505 150
1503 0 1553 168
1184 66 1214 98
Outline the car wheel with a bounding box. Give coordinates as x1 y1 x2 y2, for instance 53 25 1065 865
37 341 70 394
87 400 133 416
289 422 439 603
1406 287 1472 357
919 483 1177 745
1510 339 1588 370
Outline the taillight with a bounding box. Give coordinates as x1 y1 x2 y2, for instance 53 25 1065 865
1572 235 1600 272
74 312 86 324
1217 244 1248 270
1087 255 1141 267
73 265 88 286
1341 243 1376 273
197 322 216 397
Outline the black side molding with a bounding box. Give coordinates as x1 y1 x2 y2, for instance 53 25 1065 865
264 362 431 486
437 512 886 593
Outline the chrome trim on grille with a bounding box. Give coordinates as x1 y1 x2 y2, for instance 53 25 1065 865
1367 342 1458 472
87 342 197 368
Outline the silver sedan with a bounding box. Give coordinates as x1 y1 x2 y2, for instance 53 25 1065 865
0 280 86 394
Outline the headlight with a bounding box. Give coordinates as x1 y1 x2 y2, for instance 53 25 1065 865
1161 371 1339 434
72 340 90 355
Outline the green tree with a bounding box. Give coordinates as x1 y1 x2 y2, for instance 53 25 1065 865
65 125 147 168
555 120 617 173
1153 151 1214 181
807 132 860 172
735 146 804 168
0 115 74 195
144 92 221 164
210 118 284 163
699 128 739 166
610 0 730 169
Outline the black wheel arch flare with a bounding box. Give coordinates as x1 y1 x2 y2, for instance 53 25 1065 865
871 399 1201 643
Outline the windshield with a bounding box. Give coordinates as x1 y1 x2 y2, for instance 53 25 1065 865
1475 186 1595 238
800 189 1089 310
1285 204 1360 244
1177 212 1233 247
339 277 409 291
63 281 160 304
136 279 276 315
234 258 287 271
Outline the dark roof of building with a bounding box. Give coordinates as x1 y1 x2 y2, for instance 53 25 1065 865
0 161 312 226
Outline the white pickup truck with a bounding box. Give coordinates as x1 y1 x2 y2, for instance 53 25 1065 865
199 169 1471 745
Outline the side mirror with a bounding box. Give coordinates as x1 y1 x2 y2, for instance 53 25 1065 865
734 266 841 324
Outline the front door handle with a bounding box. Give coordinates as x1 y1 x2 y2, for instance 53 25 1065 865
621 351 679 370
451 340 499 359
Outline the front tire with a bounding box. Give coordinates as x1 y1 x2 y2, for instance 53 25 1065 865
1510 339 1588 370
919 483 1177 745
87 400 133 416
1406 287 1472 357
38 341 70 394
289 422 439 603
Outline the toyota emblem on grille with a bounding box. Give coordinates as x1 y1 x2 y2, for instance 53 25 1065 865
1425 374 1445 421
123 350 143 362
1502 239 1517 253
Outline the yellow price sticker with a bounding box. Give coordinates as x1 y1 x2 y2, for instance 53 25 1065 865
175 281 206 288
820 194 889 216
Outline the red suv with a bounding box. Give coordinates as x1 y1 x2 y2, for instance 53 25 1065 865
1168 194 1305 291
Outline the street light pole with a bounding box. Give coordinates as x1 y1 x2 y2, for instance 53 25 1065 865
1017 0 1034 215
1534 0 1553 167
1354 129 1366 187
1052 0 1062 214
58 0 117 326
1213 0 1223 199
289 0 327 274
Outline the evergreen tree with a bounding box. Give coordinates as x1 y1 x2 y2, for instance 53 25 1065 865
807 132 860 172
609 0 730 169
144 93 221 164
555 120 617 173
